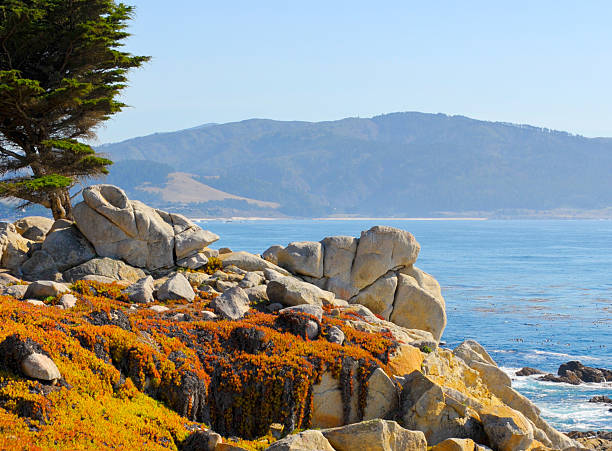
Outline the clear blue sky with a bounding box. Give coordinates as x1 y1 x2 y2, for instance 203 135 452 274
95 1 612 144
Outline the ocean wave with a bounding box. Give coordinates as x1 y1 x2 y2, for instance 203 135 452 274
529 349 603 362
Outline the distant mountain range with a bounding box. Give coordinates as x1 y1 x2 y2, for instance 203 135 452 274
88 112 612 218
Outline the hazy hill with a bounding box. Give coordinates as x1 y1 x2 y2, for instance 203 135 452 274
97 112 612 217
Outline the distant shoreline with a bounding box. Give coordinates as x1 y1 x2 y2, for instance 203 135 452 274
193 216 489 221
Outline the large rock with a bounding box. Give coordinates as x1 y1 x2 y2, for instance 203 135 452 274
321 419 427 451
220 251 290 275
63 257 146 283
398 370 486 445
0 222 32 271
265 430 335 451
351 226 420 290
157 272 196 302
0 335 61 382
20 250 62 281
480 405 535 451
267 275 335 307
210 287 250 320
24 281 70 299
73 185 218 270
349 271 397 320
390 274 446 342
122 276 155 303
311 364 397 429
21 353 62 381
41 221 96 271
14 216 54 242
276 241 324 278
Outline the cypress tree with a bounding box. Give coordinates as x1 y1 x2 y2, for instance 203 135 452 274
0 0 149 219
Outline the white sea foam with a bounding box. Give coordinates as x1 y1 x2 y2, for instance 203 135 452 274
529 349 603 362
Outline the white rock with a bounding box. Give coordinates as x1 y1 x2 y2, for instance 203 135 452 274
157 273 195 302
277 241 324 278
24 281 70 299
21 353 61 381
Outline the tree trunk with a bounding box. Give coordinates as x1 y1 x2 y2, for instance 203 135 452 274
49 189 73 221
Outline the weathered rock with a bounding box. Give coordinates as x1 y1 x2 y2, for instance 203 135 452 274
0 272 21 285
351 226 420 290
25 299 45 306
216 280 238 292
363 368 399 420
181 429 222 451
200 311 217 321
21 353 62 381
20 250 62 281
558 361 608 383
265 430 335 451
73 185 218 270
41 221 96 271
0 335 61 382
220 251 290 275
319 235 359 299
278 304 323 321
241 285 267 303
338 305 437 350
157 273 196 302
325 326 345 345
388 344 424 377
59 294 78 309
480 405 535 451
589 395 612 404
238 271 264 289
267 275 335 307
174 223 219 260
391 274 446 342
0 283 28 299
210 287 250 320
311 369 358 428
149 305 170 313
431 438 481 451
24 281 70 299
122 276 155 303
311 363 398 429
349 271 397 320
276 241 324 278
453 340 511 390
398 370 486 445
0 222 32 271
537 373 581 385
14 216 54 242
262 245 283 265
63 257 146 283
515 367 544 376
321 419 427 451
176 253 209 270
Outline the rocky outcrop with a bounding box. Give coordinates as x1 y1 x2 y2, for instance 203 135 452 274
263 226 446 342
0 223 32 272
63 257 145 283
265 430 335 451
13 216 54 242
321 419 427 451
72 185 218 270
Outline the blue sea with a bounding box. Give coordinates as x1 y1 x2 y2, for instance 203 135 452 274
196 219 612 432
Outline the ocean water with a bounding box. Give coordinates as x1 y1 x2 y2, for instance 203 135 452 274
196 219 612 431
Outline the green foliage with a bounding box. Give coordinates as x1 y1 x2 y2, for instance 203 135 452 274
0 0 149 218
203 256 223 275
421 345 433 354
